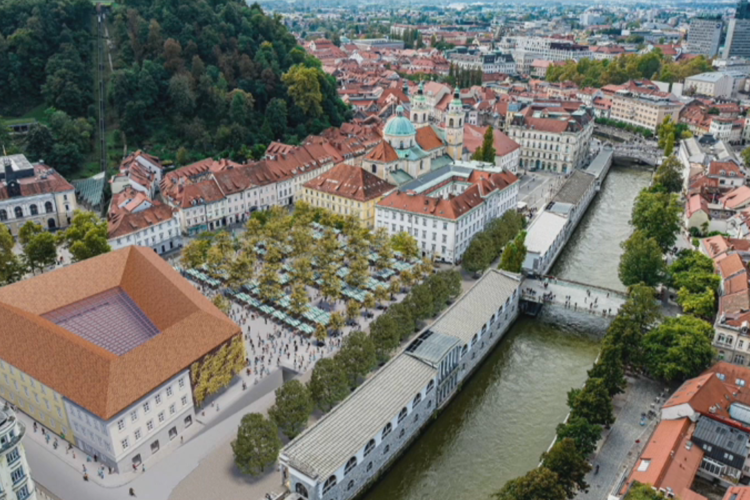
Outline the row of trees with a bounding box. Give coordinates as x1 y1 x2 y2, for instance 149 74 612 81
594 117 654 139
656 117 691 156
546 51 713 87
393 28 424 49
107 0 350 164
446 63 483 88
462 211 526 273
231 271 462 475
0 211 111 286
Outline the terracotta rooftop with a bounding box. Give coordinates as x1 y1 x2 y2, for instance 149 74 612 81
365 141 399 163
0 246 240 420
303 163 394 202
0 164 74 200
108 203 176 239
718 253 746 280
463 124 520 157
415 126 445 152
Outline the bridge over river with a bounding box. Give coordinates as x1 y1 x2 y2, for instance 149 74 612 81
521 276 628 318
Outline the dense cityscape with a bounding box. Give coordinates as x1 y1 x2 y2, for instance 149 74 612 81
1 0 750 499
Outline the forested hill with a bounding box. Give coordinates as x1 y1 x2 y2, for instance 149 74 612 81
108 0 351 163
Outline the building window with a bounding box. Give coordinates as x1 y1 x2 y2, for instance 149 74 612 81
151 440 160 453
344 456 357 475
364 439 376 456
178 378 185 389
168 427 177 440
130 410 138 422
146 420 154 431
397 407 407 423
14 207 22 219
134 428 141 441
399 428 405 439
426 380 434 393
184 415 192 427
143 402 150 413
169 404 176 415
413 393 422 407
323 475 337 494
347 480 355 491
10 466 25 485
158 412 165 423
382 423 392 439
29 205 38 216
0 210 6 222
155 394 162 405
121 438 129 450
181 396 188 406
166 386 173 397
117 419 125 431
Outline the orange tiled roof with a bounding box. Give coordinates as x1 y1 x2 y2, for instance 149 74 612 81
0 246 240 420
415 127 445 152
108 203 175 239
365 141 399 163
303 163 394 202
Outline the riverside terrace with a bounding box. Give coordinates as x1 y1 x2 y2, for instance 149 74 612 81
279 270 522 500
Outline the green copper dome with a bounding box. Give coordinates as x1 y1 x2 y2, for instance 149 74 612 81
384 107 416 137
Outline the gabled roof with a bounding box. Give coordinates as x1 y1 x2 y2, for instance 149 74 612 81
415 126 445 152
303 163 394 202
463 124 520 157
108 203 176 239
0 247 240 420
365 141 399 163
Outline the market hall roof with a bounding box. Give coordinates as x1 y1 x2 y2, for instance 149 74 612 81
0 246 240 420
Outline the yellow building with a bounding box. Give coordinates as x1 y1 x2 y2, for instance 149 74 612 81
610 82 682 132
0 361 73 442
302 163 395 228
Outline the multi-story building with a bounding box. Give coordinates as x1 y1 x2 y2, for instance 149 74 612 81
0 246 242 472
445 48 516 74
462 124 521 172
507 107 595 173
685 72 735 99
0 407 36 500
375 165 518 263
301 163 395 228
279 269 521 500
107 191 182 255
687 17 723 57
0 155 77 236
502 36 592 74
724 0 750 59
609 80 682 132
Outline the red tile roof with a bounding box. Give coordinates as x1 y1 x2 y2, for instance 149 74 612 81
365 141 399 163
304 163 394 202
463 124 520 157
108 203 176 239
0 164 74 200
415 126 445 152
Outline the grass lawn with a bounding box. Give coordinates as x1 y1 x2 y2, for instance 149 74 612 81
2 104 49 126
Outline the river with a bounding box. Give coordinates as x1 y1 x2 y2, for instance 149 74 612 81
363 165 651 500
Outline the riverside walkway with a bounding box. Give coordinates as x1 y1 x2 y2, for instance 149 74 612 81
521 276 628 317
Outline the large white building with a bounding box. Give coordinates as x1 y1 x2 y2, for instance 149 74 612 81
687 18 723 57
279 270 522 500
501 36 592 74
375 164 518 263
0 407 36 500
724 18 750 59
507 108 595 173
684 72 735 99
0 155 77 236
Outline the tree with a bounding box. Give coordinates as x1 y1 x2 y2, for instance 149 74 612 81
556 416 602 457
363 293 376 312
499 232 527 273
493 467 567 500
462 232 494 273
391 232 419 259
587 339 627 397
308 358 349 412
624 483 670 499
24 231 57 274
631 190 681 252
212 294 231 314
18 221 43 247
653 155 683 194
471 126 496 163
0 225 24 285
567 378 615 427
372 227 394 270
289 281 310 317
742 147 750 168
337 330 377 386
314 323 328 343
329 312 344 334
24 124 54 162
258 262 283 302
642 315 715 381
232 413 282 476
282 65 323 116
269 380 314 439
677 286 715 320
345 299 361 323
618 230 666 287
541 438 591 499
57 211 111 262
181 239 210 268
370 313 400 363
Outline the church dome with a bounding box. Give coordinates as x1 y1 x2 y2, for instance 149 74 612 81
384 108 417 137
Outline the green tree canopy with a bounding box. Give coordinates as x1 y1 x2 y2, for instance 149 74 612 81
556 416 602 457
391 231 419 259
57 211 111 262
337 330 377 386
643 315 715 381
493 467 567 500
471 126 496 163
631 190 681 252
232 413 282 476
653 155 683 194
269 380 314 439
541 438 591 499
567 378 615 427
618 230 666 287
308 358 349 412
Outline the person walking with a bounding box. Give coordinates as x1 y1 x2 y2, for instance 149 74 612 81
130 487 136 497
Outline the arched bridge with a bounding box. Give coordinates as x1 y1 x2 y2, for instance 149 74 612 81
612 145 661 167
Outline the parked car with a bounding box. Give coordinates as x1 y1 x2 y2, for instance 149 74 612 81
345 319 358 327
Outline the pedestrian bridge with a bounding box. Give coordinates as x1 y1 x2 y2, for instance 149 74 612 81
612 145 661 167
521 276 628 318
